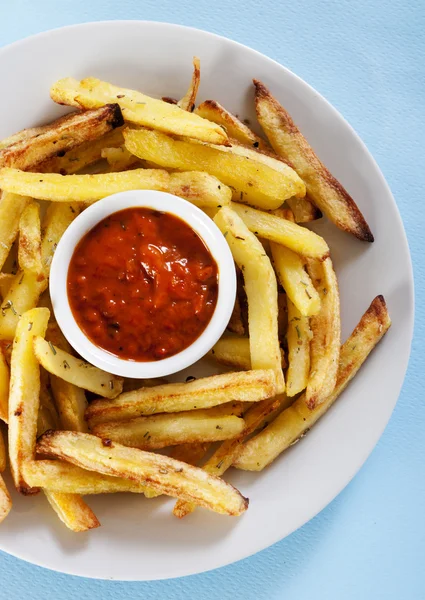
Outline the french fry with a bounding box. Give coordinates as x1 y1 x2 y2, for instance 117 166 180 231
0 273 14 300
173 394 287 518
195 100 269 151
40 202 80 277
50 77 228 145
0 125 47 150
178 57 201 111
23 460 149 494
101 145 140 171
214 207 284 391
286 196 322 223
8 307 50 493
254 80 373 241
286 299 312 396
0 349 9 422
44 490 100 532
168 171 232 209
0 168 170 203
234 296 391 470
46 320 88 433
33 337 123 399
36 128 124 175
0 193 30 270
37 371 60 435
18 201 42 274
210 336 252 370
305 258 341 408
227 296 245 336
124 128 305 210
0 104 124 171
91 409 245 450
270 242 320 316
0 475 12 523
0 427 6 472
231 202 329 259
37 430 248 516
85 369 277 425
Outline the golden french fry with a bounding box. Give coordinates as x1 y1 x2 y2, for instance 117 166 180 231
230 202 329 259
286 299 312 396
214 207 284 391
0 273 15 300
91 409 245 450
18 201 42 274
23 460 148 494
0 167 170 203
270 242 320 316
8 307 50 493
173 394 287 518
0 475 12 523
210 336 252 370
0 193 30 270
37 372 60 435
0 104 123 171
50 77 227 145
85 369 277 425
178 57 201 111
124 128 305 210
37 430 248 516
195 100 269 150
286 196 322 223
46 320 88 432
0 349 9 423
168 171 232 209
37 128 124 175
33 337 123 399
305 258 341 408
234 296 391 470
44 490 100 532
0 125 48 150
101 145 140 171
254 80 373 241
40 202 80 277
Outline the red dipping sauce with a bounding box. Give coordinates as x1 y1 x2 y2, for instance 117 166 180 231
67 207 218 361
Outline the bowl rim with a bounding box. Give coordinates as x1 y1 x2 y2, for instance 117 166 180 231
49 189 236 378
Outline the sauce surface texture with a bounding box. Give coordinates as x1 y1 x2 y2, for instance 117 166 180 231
68 207 218 361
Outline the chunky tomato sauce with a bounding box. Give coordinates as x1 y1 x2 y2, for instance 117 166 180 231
68 207 218 361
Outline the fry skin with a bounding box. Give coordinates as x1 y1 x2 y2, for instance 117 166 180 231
18 201 42 275
178 57 201 111
286 299 312 396
233 296 390 470
0 193 29 271
0 349 9 423
0 475 12 523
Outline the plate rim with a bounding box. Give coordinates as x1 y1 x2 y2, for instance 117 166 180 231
0 19 415 581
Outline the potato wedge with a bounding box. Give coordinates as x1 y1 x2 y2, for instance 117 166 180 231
231 202 329 259
18 201 42 274
0 125 47 150
173 394 286 518
36 127 124 175
195 100 269 151
168 171 232 209
46 320 88 432
23 459 149 494
85 369 277 425
286 299 312 396
0 193 30 270
270 242 320 316
234 296 391 470
0 104 123 171
0 167 170 203
286 196 322 223
254 80 373 241
8 307 50 493
50 77 227 145
124 128 305 210
0 475 12 523
214 207 284 391
37 430 248 516
44 490 100 532
91 410 245 450
305 258 341 408
33 337 123 399
178 57 201 111
0 349 9 423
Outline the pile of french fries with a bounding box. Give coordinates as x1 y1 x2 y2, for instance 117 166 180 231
0 58 391 531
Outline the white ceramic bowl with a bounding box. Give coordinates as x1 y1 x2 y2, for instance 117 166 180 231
0 21 413 581
50 190 236 378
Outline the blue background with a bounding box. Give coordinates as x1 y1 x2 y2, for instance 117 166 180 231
1 1 424 598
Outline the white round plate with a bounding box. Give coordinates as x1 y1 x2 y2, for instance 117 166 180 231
0 21 413 581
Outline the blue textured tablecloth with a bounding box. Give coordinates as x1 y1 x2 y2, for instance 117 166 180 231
1 1 424 598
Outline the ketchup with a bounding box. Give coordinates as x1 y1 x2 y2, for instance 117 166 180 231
67 207 218 361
